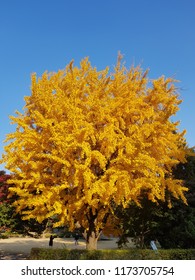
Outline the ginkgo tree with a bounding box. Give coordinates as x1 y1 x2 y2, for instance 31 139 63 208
1 56 187 249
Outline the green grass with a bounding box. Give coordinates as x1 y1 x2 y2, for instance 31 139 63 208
29 248 195 260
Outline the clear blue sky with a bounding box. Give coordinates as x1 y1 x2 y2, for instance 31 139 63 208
0 0 195 171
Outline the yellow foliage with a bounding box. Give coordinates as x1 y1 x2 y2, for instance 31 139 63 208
1 57 187 234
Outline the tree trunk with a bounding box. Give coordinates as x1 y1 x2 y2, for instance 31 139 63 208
86 230 99 250
84 208 109 250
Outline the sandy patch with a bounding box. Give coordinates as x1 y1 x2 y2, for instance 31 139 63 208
0 237 121 255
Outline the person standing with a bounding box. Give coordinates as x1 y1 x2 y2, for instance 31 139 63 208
49 235 55 247
74 232 79 245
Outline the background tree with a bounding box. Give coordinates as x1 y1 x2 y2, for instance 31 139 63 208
0 170 46 236
0 171 17 232
0 56 187 249
154 147 195 248
115 197 163 249
0 171 10 204
117 147 195 249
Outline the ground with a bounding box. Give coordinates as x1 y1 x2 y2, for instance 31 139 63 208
0 237 133 260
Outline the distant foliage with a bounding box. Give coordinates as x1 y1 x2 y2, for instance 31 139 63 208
0 171 17 231
0 171 11 204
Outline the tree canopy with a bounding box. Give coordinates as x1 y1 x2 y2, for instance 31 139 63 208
1 57 187 249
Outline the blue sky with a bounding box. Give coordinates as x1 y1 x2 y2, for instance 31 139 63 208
0 0 195 171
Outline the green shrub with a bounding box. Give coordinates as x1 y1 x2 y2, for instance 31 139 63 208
159 249 195 260
0 233 8 239
29 248 195 260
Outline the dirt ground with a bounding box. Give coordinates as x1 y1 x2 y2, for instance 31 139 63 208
0 237 130 259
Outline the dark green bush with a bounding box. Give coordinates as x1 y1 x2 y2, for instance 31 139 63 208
159 249 195 260
29 248 195 260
